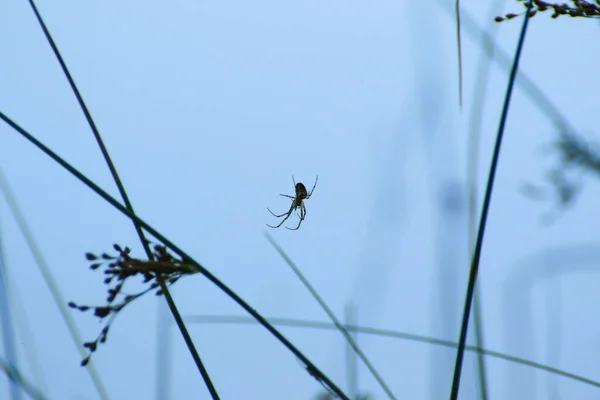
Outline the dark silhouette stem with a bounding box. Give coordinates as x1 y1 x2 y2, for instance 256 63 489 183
449 2 533 398
26 1 218 397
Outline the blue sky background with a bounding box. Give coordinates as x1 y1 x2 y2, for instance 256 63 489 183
1 0 600 399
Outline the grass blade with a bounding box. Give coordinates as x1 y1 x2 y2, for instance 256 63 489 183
449 2 534 398
0 357 48 400
435 0 575 134
465 1 512 397
25 2 218 396
186 315 600 390
0 166 109 400
266 233 396 399
455 0 463 109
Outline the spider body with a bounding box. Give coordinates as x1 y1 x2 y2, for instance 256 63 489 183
295 182 308 200
267 176 318 230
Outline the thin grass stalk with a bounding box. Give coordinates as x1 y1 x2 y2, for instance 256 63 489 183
24 0 147 250
451 9 580 394
455 0 463 109
185 315 600 390
155 304 172 400
0 235 48 395
471 297 487 399
344 304 359 398
449 2 534 398
0 111 350 400
435 0 575 134
465 1 510 397
25 2 219 396
0 358 48 400
265 233 396 400
0 171 104 397
544 277 562 398
441 4 579 394
0 224 22 400
161 285 220 398
24 0 147 249
0 166 108 399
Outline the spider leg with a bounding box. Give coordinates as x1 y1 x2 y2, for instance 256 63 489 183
267 203 295 228
267 211 293 228
286 217 303 230
279 194 295 199
292 175 296 187
293 201 304 219
267 207 290 218
286 203 306 230
306 175 319 198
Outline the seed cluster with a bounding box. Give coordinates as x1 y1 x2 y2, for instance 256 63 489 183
495 0 600 22
68 242 197 366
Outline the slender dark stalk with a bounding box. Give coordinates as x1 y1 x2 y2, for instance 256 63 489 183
0 111 350 400
25 0 145 249
25 2 219 397
160 284 219 398
449 2 534 399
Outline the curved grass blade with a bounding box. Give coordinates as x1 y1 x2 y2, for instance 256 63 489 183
185 315 600 390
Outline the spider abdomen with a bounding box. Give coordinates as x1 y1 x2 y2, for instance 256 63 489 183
295 183 308 200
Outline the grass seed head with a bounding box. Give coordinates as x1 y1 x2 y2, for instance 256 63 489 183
69 241 197 366
496 0 600 22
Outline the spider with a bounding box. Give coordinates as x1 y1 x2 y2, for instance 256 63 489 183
267 175 318 230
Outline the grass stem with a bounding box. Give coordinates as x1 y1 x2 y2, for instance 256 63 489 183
266 233 396 399
449 2 534 398
25 1 218 396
